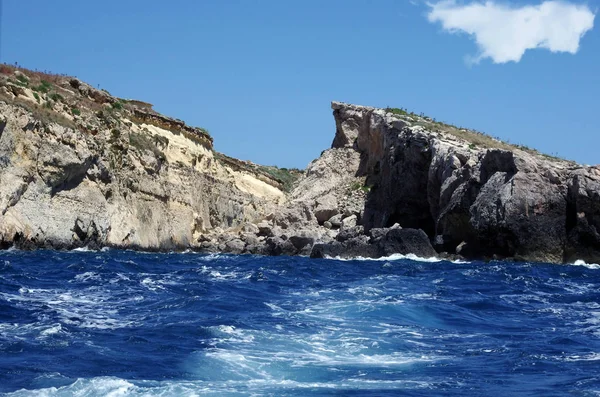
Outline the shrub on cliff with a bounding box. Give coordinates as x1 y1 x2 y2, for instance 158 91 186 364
129 132 166 162
32 80 52 93
16 74 29 87
259 166 302 192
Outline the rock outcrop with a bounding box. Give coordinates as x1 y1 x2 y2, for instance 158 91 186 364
0 67 286 251
1 65 599 264
311 225 437 259
326 102 600 264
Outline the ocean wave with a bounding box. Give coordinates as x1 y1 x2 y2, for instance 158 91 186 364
197 253 229 261
326 253 471 264
564 353 600 362
4 375 436 396
327 253 443 263
6 378 137 397
1 259 11 270
38 323 65 338
3 287 139 330
571 260 600 270
2 250 600 395
68 246 111 253
205 324 255 344
69 247 97 253
0 322 70 345
72 272 101 283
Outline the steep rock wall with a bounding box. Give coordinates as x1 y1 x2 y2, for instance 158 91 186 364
0 70 285 250
2 64 599 263
331 102 600 263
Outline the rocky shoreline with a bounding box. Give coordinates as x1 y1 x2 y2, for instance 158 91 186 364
1 66 599 264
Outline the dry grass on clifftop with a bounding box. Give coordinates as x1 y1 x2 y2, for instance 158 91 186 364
385 107 572 164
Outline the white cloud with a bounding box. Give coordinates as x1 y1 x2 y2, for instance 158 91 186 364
427 1 596 64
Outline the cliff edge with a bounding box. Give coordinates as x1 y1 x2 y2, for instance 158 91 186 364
325 102 600 264
1 65 599 264
0 65 288 250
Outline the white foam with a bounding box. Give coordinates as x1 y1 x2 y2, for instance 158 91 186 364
5 376 434 396
39 324 63 337
564 352 600 361
197 265 246 281
109 273 131 284
190 308 445 386
6 378 135 397
576 311 600 337
0 322 68 342
73 272 100 283
197 253 228 261
207 325 255 344
70 247 95 252
328 253 444 263
299 352 438 367
140 277 165 291
347 286 383 296
452 259 471 264
2 287 139 330
571 259 600 269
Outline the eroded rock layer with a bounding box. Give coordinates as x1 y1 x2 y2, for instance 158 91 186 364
1 65 599 264
0 68 285 250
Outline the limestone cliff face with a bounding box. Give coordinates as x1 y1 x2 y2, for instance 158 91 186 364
0 67 285 250
2 65 600 264
330 102 600 263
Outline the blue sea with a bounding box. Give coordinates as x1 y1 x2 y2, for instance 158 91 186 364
0 250 599 396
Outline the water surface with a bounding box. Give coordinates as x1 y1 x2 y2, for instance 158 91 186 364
0 250 599 396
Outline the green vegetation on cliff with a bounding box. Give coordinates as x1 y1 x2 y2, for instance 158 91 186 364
215 152 302 192
257 165 303 192
0 64 214 153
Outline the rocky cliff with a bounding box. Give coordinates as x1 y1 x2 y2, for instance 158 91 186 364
0 66 287 250
319 102 600 264
1 65 599 264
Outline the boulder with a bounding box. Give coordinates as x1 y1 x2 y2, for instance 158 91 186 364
200 241 218 253
340 214 357 230
244 244 263 255
266 204 315 229
375 228 437 258
225 238 246 254
311 235 378 259
241 222 260 234
257 221 275 237
262 236 297 256
369 223 400 240
336 225 364 242
313 194 339 224
328 214 343 228
312 226 436 259
217 232 237 243
240 232 260 246
289 230 318 251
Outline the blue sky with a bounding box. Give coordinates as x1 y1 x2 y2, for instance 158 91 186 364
2 0 598 168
